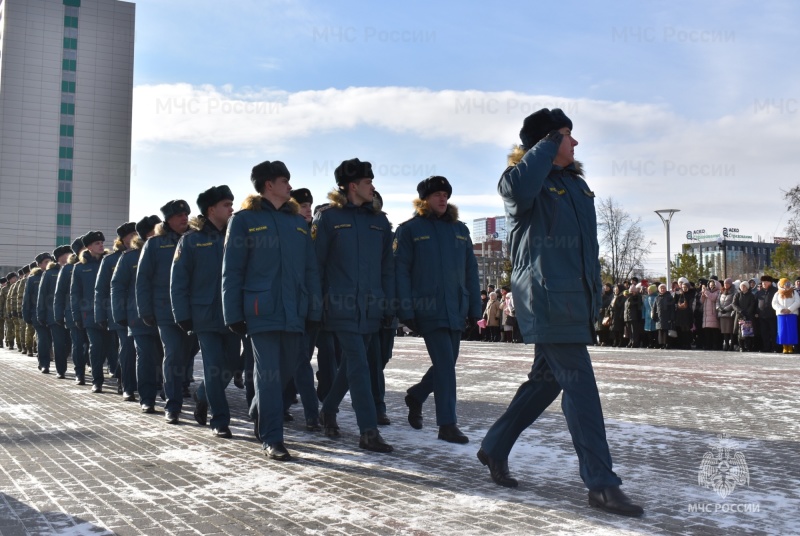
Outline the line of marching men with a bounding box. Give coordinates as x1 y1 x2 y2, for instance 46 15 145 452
1 158 483 463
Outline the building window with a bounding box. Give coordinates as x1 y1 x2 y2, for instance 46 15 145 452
58 169 73 181
57 192 72 204
64 15 78 28
57 214 72 226
62 59 76 71
63 0 82 6
59 125 74 137
56 236 71 246
63 37 77 50
61 81 76 93
60 103 75 115
58 147 73 159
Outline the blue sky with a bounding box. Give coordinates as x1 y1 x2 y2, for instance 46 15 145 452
128 0 800 275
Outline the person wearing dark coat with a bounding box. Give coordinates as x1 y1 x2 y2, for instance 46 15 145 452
608 285 626 347
54 237 87 384
653 284 675 349
172 185 240 438
623 285 643 348
732 281 758 352
138 200 194 423
37 246 72 378
597 284 613 346
112 216 162 413
395 176 482 444
755 275 778 352
24 252 54 372
477 108 642 517
673 280 695 350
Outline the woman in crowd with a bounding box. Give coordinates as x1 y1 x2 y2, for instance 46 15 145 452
773 277 800 353
700 280 721 350
609 284 627 347
653 284 675 349
717 278 737 351
673 278 695 350
733 280 757 352
642 284 658 348
484 291 502 343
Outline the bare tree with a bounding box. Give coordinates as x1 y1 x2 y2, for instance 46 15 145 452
596 197 653 284
782 186 800 241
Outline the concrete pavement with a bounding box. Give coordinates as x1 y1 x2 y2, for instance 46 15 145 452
0 337 798 535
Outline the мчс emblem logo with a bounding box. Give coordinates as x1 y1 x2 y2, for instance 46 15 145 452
698 433 749 499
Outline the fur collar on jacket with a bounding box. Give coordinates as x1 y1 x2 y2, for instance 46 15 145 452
327 189 381 213
241 194 299 215
45 261 60 271
412 198 460 222
130 236 145 251
79 249 108 264
507 145 585 178
67 254 79 265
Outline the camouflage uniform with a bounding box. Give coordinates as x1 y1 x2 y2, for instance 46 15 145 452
0 280 7 348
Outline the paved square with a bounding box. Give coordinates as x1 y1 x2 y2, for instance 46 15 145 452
0 338 798 534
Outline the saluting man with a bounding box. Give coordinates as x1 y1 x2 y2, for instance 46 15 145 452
37 245 73 378
223 161 322 460
23 252 55 372
314 158 395 453
112 215 162 412
171 185 239 438
137 200 193 424
395 176 481 444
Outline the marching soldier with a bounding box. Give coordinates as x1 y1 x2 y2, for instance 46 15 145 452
222 161 322 460
37 246 73 378
3 272 18 349
112 215 162 412
95 222 136 396
16 265 33 355
314 158 395 453
54 237 87 384
72 231 109 393
137 200 193 423
172 185 239 437
23 252 55 372
395 176 481 444
0 276 6 347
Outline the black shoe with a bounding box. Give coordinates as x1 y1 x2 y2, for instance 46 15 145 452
477 448 518 488
141 404 155 414
212 426 232 438
265 442 291 461
283 410 294 422
165 412 179 424
438 424 469 444
319 412 340 438
588 485 644 517
405 394 423 430
75 377 86 386
377 412 391 425
122 392 137 402
41 368 50 374
91 385 103 394
359 429 393 453
233 371 244 389
305 418 322 432
56 373 65 379
192 392 208 426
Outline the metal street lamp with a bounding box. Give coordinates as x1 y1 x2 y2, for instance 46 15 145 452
655 209 680 291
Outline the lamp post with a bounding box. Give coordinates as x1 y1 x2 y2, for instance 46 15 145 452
655 209 680 291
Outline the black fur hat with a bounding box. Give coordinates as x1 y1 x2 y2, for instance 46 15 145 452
519 108 573 149
197 185 234 215
290 188 313 205
251 161 290 193
417 176 452 199
116 222 136 239
136 215 162 240
23 265 31 274
53 245 73 260
82 231 105 247
160 199 191 220
0 278 5 285
334 158 373 188
71 236 84 255
5 272 16 280
34 252 54 264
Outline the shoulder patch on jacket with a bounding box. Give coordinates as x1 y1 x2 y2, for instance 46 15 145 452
392 237 398 252
334 223 352 230
413 235 430 242
548 187 566 195
249 225 268 233
311 224 317 240
582 189 595 197
296 227 308 235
